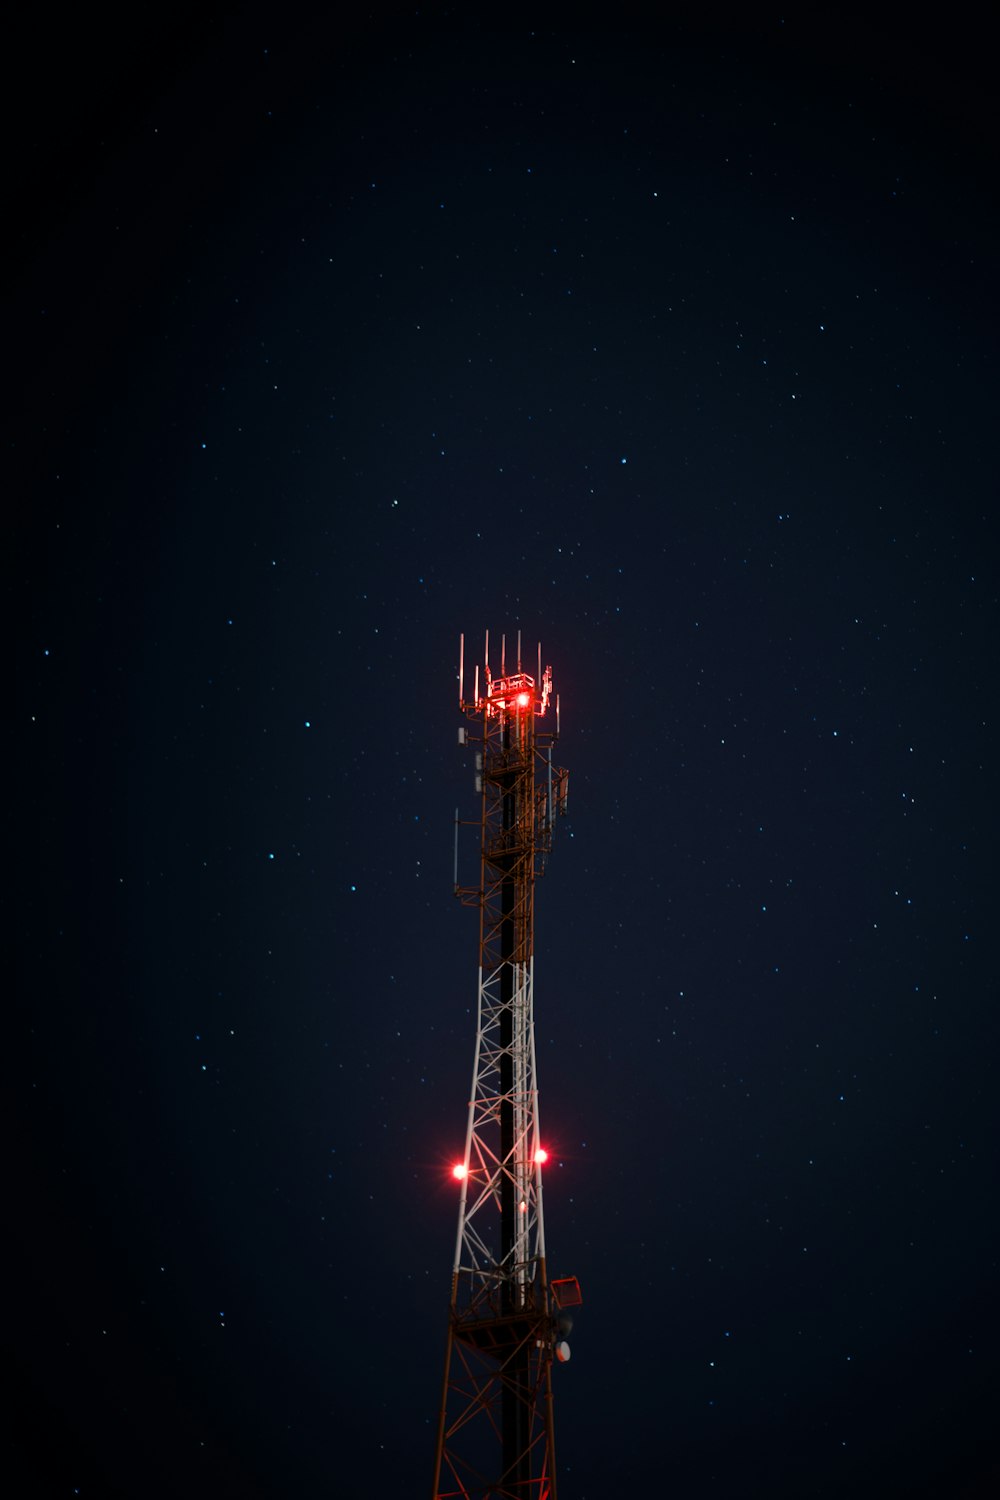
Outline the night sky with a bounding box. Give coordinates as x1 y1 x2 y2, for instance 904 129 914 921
15 8 997 1497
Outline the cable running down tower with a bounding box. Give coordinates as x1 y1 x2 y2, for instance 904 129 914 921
432 631 580 1500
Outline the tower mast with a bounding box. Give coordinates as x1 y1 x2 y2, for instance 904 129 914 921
433 633 580 1500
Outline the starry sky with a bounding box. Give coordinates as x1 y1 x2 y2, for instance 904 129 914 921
15 8 997 1497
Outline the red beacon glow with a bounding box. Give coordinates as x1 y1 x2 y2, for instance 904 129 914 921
533 1148 548 1164
517 691 531 707
452 1163 467 1180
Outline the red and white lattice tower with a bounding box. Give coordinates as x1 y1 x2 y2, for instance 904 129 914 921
432 631 581 1500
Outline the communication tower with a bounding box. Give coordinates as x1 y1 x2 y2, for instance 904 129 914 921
432 631 581 1500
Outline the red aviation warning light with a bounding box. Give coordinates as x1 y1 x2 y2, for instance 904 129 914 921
534 1148 549 1165
451 1163 467 1180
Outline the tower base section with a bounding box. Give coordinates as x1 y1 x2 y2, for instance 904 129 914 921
433 1307 557 1500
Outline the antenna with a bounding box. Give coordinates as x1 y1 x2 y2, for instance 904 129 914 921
517 629 522 672
501 633 506 675
458 633 464 707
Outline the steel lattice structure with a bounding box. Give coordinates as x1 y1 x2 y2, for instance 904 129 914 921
432 632 580 1500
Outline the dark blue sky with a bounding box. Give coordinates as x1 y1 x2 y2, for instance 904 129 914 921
16 8 996 1497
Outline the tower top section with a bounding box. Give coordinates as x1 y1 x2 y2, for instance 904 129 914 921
459 629 556 723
